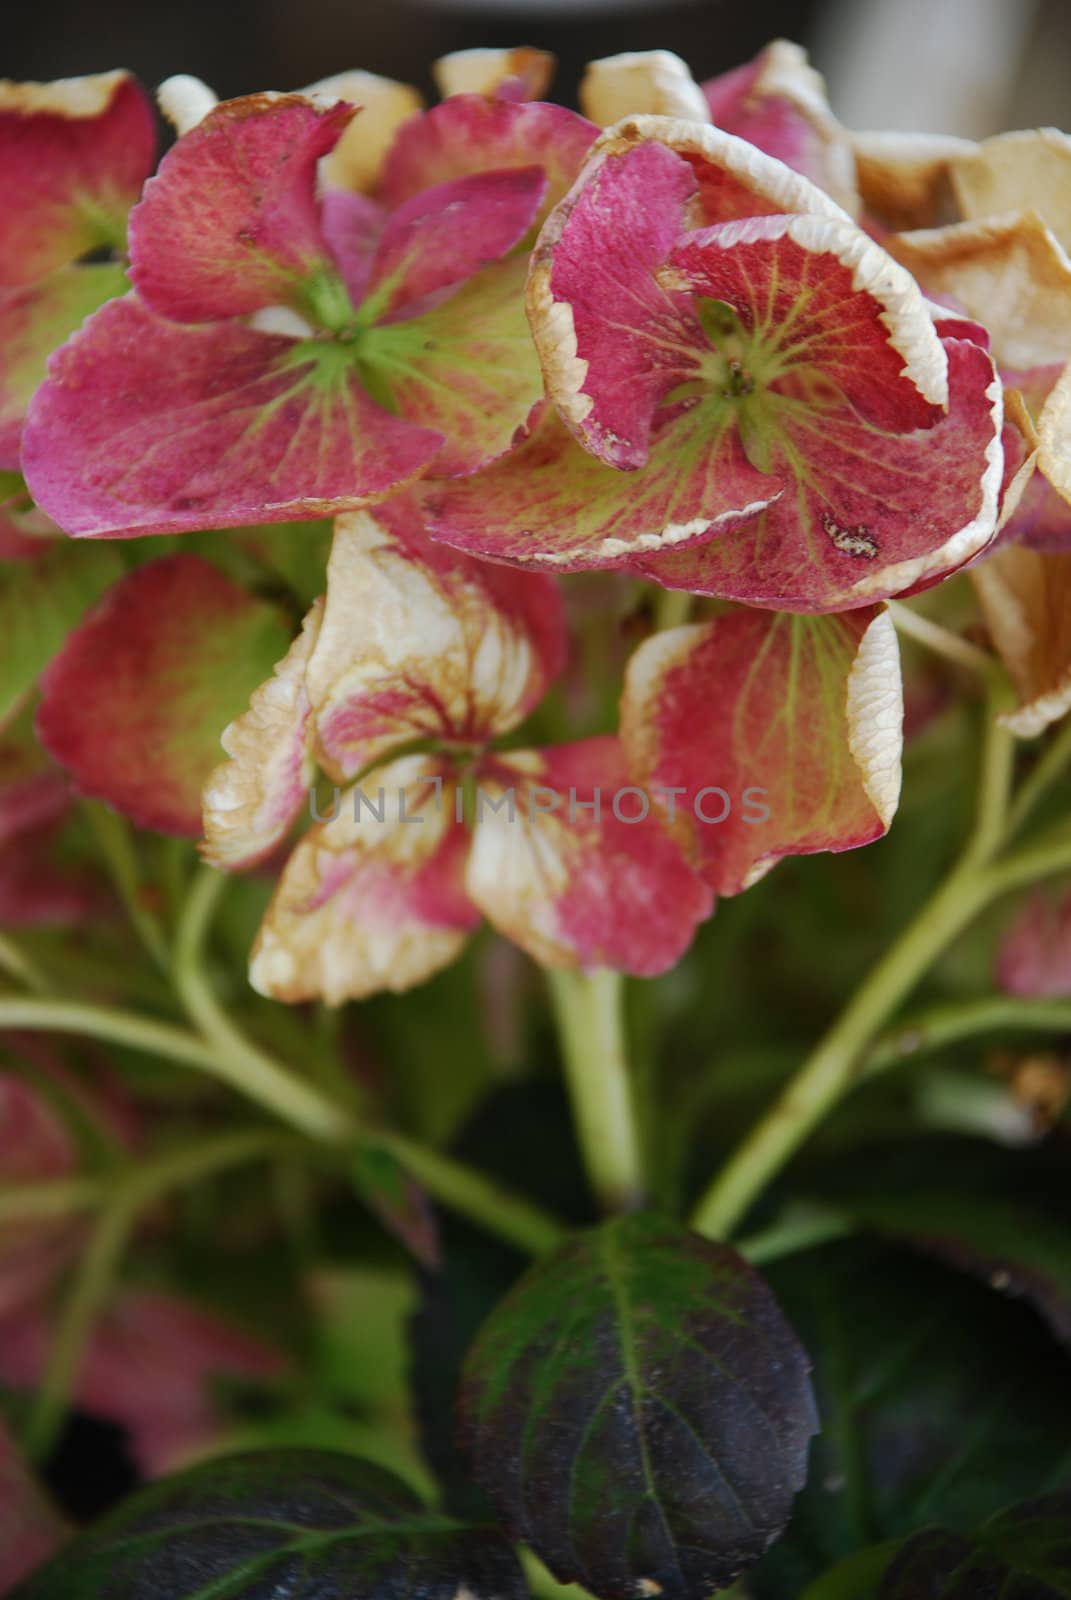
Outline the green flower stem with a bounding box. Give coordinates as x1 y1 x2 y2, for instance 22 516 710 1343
83 801 171 973
652 587 694 632
1007 716 1071 837
23 1127 296 1460
867 995 1071 1076
0 998 561 1255
379 1132 565 1255
0 1175 103 1223
0 931 48 993
981 826 1071 898
0 996 354 1143
887 600 997 679
691 681 1021 1241
547 968 645 1213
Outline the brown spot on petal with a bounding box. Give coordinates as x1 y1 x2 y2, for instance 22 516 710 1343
822 513 878 559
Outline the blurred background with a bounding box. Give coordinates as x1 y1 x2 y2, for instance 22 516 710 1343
4 0 1071 137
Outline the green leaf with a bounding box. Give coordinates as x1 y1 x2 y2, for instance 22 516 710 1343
0 541 123 726
752 1243 1071 1598
12 1449 526 1600
459 1211 818 1600
880 1493 1071 1598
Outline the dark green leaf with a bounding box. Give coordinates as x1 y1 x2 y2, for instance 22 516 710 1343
752 1243 1071 1598
12 1449 526 1600
459 1211 818 1600
880 1493 1071 1598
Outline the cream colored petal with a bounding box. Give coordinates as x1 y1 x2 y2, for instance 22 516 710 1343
432 48 554 102
250 754 475 1004
156 74 218 135
1038 357 1071 508
305 509 561 779
952 129 1071 253
579 51 710 127
972 546 1071 736
201 599 323 870
845 607 903 828
852 129 976 230
890 211 1071 370
0 70 131 117
736 39 858 216
303 70 423 193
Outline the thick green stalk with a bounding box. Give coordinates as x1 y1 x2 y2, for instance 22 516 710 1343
867 995 1071 1076
691 682 1018 1240
547 968 644 1213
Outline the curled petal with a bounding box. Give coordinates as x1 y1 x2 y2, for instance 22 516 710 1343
202 598 324 871
367 166 547 321
22 295 443 537
0 71 155 288
971 545 1071 737
306 70 423 193
620 607 902 894
250 755 479 1004
702 39 857 214
0 262 126 470
637 337 1003 612
307 499 567 776
382 95 596 221
951 129 1071 253
851 128 976 230
466 737 713 975
580 50 710 127
528 138 707 466
129 95 354 324
528 124 943 470
156 73 219 135
890 212 1071 371
423 402 780 570
37 554 292 835
433 48 555 104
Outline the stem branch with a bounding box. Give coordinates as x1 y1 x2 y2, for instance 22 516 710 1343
547 968 644 1213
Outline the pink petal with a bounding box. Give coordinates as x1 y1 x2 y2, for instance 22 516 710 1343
466 737 713 975
702 41 856 212
22 295 444 537
250 755 480 1004
997 889 1071 999
530 139 707 468
0 72 155 289
307 499 567 778
0 263 127 470
367 167 546 321
621 606 903 895
320 186 385 307
637 337 1003 611
423 401 779 570
128 94 353 324
0 1421 67 1590
0 831 104 928
37 554 293 836
363 255 546 477
382 95 596 220
667 214 943 432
